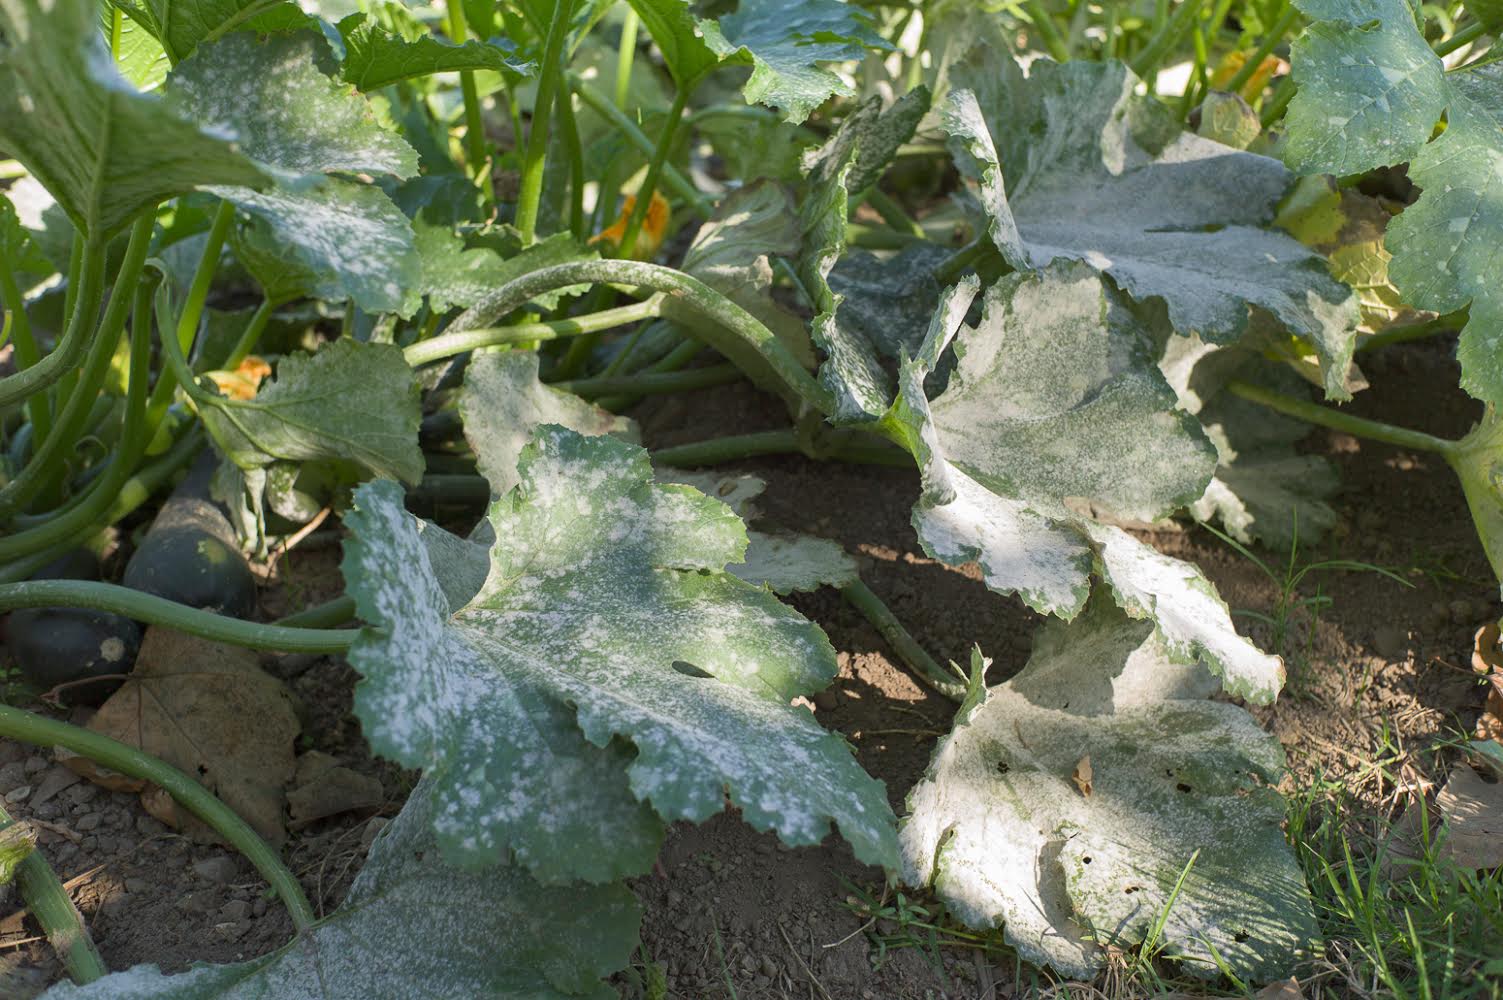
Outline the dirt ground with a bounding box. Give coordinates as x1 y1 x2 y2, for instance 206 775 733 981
0 335 1495 999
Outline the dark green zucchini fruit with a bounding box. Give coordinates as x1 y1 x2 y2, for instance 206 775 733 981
6 548 138 705
123 457 256 617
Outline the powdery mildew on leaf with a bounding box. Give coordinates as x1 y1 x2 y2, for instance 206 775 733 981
828 243 954 360
900 598 1319 981
1283 0 1446 177
1087 522 1285 703
945 52 1360 400
460 351 635 498
733 532 860 594
0 0 267 237
699 0 891 124
412 229 590 318
1386 64 1503 406
169 32 418 179
342 429 899 878
198 337 423 485
41 778 641 999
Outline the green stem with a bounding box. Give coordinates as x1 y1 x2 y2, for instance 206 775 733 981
932 238 996 286
617 85 691 259
221 298 275 370
146 200 235 424
1434 18 1487 57
1358 313 1464 352
0 238 105 410
404 295 663 367
1226 379 1458 455
653 428 910 468
0 705 315 932
840 580 964 702
595 334 702 409
410 474 492 506
273 594 357 629
0 581 356 653
554 362 742 399
1131 0 1208 81
447 260 834 415
515 0 579 242
1259 75 1296 126
0 214 155 521
1024 0 1070 62
865 188 925 239
557 84 587 240
447 0 494 208
570 76 712 218
1223 3 1298 96
0 803 106 984
614 7 639 110
844 223 923 250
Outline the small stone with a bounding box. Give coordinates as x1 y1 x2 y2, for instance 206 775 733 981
178 892 217 914
28 766 81 807
252 898 268 918
193 856 240 884
213 920 251 942
666 890 683 909
96 835 118 853
23 757 48 775
219 899 252 922
759 956 779 978
135 814 166 836
5 785 32 803
124 878 150 894
63 782 98 806
76 812 102 832
0 762 28 794
33 802 60 820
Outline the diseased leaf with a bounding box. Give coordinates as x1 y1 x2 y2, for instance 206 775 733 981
682 182 814 369
900 596 1319 981
1387 64 1503 406
460 350 635 498
411 228 593 317
342 428 899 881
828 243 954 360
0 0 267 237
167 31 421 314
1283 0 1446 177
945 52 1360 399
337 11 532 91
197 337 423 484
42 778 641 999
733 533 859 595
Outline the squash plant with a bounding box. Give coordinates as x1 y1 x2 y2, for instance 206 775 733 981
0 0 1498 993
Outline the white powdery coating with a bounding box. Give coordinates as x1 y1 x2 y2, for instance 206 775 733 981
461 351 635 497
732 532 859 594
169 32 418 178
900 612 1314 981
1087 523 1285 703
913 467 1092 618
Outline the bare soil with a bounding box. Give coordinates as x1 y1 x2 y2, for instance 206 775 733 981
1 337 1495 999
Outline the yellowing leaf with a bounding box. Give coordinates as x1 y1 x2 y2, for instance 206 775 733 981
590 191 671 260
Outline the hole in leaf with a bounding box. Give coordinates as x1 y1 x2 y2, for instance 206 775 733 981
672 661 713 678
1124 885 1141 894
1234 931 1250 943
1176 783 1192 793
996 761 1010 776
1082 856 1092 865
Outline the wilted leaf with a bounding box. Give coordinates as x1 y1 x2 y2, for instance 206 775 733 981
42 778 641 999
900 595 1319 980
197 337 423 484
0 0 267 237
68 628 299 845
286 751 385 827
1283 0 1446 177
459 350 634 498
1436 765 1503 869
945 51 1359 399
342 428 898 883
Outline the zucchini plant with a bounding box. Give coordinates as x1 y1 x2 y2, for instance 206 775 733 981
0 0 1497 994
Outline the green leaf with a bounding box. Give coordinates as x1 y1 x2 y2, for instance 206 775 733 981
900 595 1320 981
682 182 814 369
108 0 297 63
700 0 891 124
337 11 532 91
341 428 899 881
410 227 592 317
0 0 268 238
197 337 423 484
1283 0 1446 177
1387 64 1503 406
945 53 1360 400
108 6 170 90
41 778 641 999
799 94 931 423
459 350 635 499
0 192 54 291
627 0 890 122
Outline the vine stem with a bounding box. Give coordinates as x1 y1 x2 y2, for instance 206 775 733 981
553 362 742 399
0 237 105 409
614 7 639 110
0 581 356 653
1434 18 1487 58
617 85 691 259
570 75 711 218
653 429 910 468
0 243 49 440
1222 2 1298 96
404 295 662 367
0 706 316 933
446 0 494 210
515 0 579 242
145 200 236 427
1226 379 1458 456
839 581 964 702
222 297 275 371
0 803 107 984
446 259 835 416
